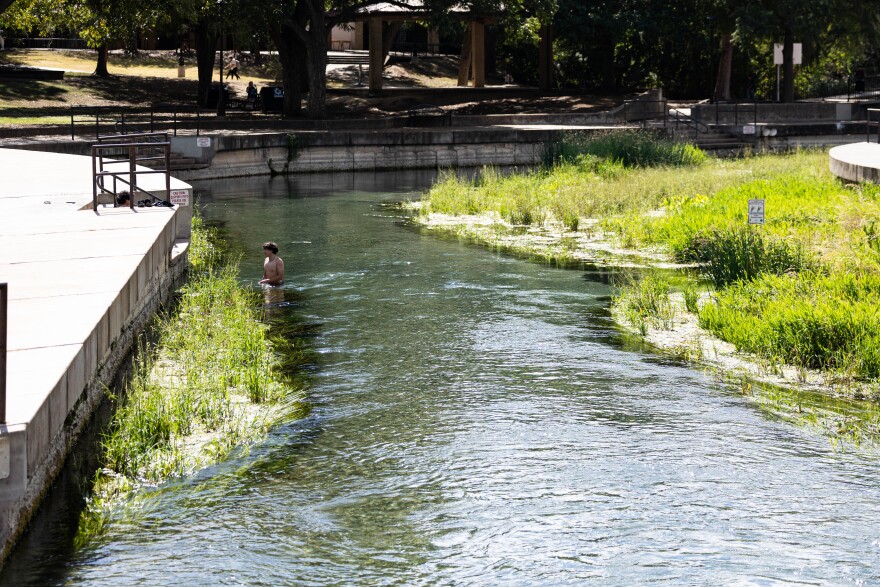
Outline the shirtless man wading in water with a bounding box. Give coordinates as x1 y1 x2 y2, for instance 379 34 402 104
260 242 284 286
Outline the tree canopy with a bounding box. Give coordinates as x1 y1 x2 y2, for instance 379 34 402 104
1 0 878 113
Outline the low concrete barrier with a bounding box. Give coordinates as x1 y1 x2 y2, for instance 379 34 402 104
829 142 880 184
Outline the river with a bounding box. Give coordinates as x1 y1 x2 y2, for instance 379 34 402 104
3 170 880 586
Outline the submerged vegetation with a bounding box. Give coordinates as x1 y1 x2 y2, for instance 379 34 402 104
77 214 309 544
416 130 880 401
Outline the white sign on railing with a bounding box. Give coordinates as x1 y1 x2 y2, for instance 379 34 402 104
170 190 190 206
748 199 765 225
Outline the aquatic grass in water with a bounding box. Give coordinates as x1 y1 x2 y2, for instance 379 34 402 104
420 149 880 391
614 272 676 335
76 216 309 545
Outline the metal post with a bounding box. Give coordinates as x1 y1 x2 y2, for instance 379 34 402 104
1 282 7 424
165 144 171 198
71 106 75 140
173 110 177 137
150 105 154 133
91 148 98 211
95 112 100 140
129 145 137 208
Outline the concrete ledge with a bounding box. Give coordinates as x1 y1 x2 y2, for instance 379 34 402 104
829 142 880 184
0 148 193 565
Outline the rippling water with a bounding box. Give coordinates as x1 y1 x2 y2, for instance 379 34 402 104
5 171 880 586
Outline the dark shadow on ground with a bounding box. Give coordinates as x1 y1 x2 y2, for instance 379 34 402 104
0 79 68 102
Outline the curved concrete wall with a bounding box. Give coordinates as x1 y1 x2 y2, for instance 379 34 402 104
829 142 880 184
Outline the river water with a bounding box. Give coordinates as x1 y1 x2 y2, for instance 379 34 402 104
4 171 880 586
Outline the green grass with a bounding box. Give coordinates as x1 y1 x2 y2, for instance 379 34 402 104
75 213 309 545
613 272 676 336
700 272 880 382
548 129 708 168
419 137 880 392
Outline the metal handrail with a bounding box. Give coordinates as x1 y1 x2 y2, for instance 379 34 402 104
714 100 758 126
667 107 709 141
71 105 207 140
1 282 7 423
92 139 172 212
868 109 880 144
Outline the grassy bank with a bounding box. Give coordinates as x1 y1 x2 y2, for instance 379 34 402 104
76 214 309 543
416 131 880 397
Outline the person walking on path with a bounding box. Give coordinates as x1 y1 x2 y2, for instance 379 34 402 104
226 55 240 80
260 242 284 285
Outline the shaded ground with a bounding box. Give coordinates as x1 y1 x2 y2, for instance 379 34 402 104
0 49 629 122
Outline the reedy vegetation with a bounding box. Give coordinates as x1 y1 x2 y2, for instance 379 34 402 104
420 131 880 389
77 214 308 543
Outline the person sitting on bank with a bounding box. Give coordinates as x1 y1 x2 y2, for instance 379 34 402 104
260 242 284 286
116 190 131 207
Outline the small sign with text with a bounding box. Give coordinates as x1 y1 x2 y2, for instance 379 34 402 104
170 190 190 206
748 199 765 225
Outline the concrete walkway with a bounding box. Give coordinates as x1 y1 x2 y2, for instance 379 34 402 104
0 148 192 559
829 142 880 184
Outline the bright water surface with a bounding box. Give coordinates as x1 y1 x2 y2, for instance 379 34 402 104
4 171 880 586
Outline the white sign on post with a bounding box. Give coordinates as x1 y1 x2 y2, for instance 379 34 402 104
748 199 765 225
773 43 802 65
196 137 211 148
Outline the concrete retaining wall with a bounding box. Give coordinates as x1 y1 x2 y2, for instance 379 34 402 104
1 235 189 563
167 127 574 181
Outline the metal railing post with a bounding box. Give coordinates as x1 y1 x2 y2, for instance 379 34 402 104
165 144 171 197
92 147 98 211
1 282 7 424
95 112 100 140
71 106 75 140
129 144 137 207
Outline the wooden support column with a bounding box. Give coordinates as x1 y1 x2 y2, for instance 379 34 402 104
369 17 384 94
472 20 485 88
539 24 554 91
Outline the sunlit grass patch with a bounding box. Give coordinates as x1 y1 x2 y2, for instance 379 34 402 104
699 272 880 380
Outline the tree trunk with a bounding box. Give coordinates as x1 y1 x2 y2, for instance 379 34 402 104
93 45 110 77
195 19 218 107
271 23 304 117
457 23 472 87
782 26 795 102
713 33 733 101
381 22 401 65
305 23 327 118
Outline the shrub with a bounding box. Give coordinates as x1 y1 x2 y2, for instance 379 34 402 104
679 228 818 287
550 129 707 168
